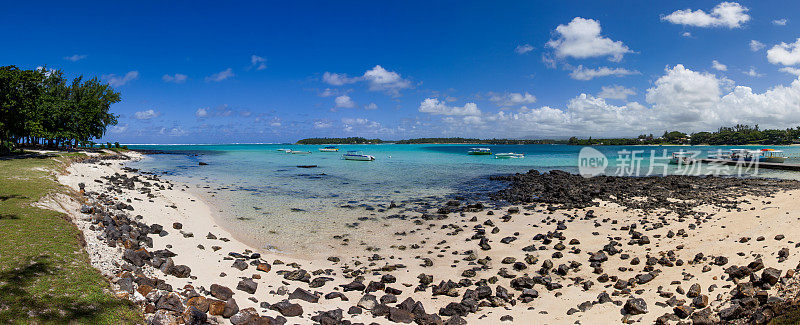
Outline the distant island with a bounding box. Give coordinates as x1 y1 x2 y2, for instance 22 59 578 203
297 125 800 146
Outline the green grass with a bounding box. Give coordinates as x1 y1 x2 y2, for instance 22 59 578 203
0 152 142 324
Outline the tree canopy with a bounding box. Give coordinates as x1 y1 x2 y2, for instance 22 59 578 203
0 65 119 153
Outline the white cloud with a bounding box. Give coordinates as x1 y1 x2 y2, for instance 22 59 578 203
162 73 187 83
773 18 788 26
314 121 332 129
250 55 267 70
429 64 800 138
109 124 128 134
515 44 534 54
780 67 800 76
195 107 208 118
751 40 766 52
64 54 86 62
489 92 537 106
598 85 636 100
362 65 411 96
662 2 750 28
159 127 187 137
743 68 764 77
322 72 358 86
767 38 800 66
569 65 639 80
546 17 632 62
133 109 159 120
682 32 692 38
418 98 481 116
334 95 356 108
342 118 380 129
205 68 234 82
319 88 337 97
102 71 139 87
364 102 378 110
711 60 728 71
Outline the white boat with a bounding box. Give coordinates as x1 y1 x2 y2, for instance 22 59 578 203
277 148 290 152
494 152 524 159
342 151 375 161
319 146 339 152
468 148 492 155
760 149 787 163
670 152 694 165
290 150 311 155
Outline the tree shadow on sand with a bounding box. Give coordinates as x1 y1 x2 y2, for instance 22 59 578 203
0 255 135 323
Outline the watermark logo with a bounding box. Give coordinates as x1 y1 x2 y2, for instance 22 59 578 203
578 147 607 177
577 147 761 177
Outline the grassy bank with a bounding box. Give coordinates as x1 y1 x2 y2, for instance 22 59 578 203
0 152 141 324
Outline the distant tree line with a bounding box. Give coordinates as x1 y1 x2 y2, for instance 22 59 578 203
690 125 800 145
0 65 120 154
296 137 383 144
395 137 558 144
566 125 800 146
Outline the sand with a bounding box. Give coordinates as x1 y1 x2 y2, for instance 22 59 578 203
46 151 800 324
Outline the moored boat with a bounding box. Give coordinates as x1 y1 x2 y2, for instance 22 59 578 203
468 148 492 155
494 152 524 159
760 149 787 163
290 150 311 155
670 152 694 165
342 151 375 161
319 146 339 152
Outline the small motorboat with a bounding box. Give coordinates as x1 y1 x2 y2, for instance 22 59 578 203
342 151 375 161
290 150 311 155
760 149 787 163
670 152 694 165
468 148 492 155
494 152 524 159
319 146 339 152
277 148 290 152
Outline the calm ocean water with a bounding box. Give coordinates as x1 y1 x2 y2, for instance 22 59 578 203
123 143 800 254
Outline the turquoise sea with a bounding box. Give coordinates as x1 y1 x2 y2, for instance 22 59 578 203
124 143 800 255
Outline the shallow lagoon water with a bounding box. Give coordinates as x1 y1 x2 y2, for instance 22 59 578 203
125 143 800 255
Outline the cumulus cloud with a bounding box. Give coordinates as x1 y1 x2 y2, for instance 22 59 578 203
195 107 208 118
546 17 632 62
205 68 234 82
133 109 159 120
250 55 267 70
712 60 728 71
569 65 639 81
767 38 800 66
64 54 86 62
322 72 358 86
750 40 766 52
362 65 412 96
489 92 537 106
162 73 187 83
743 68 763 77
662 2 750 28
334 95 356 108
314 121 332 129
102 71 139 87
109 124 128 134
434 64 800 138
682 32 693 38
418 98 481 116
780 67 800 76
364 102 378 110
515 44 534 54
773 18 788 26
598 85 636 100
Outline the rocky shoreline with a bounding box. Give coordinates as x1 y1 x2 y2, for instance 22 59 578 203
49 153 800 324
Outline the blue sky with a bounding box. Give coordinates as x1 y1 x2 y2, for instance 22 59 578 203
3 1 800 143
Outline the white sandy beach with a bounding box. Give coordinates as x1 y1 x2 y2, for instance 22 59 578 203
44 151 800 324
